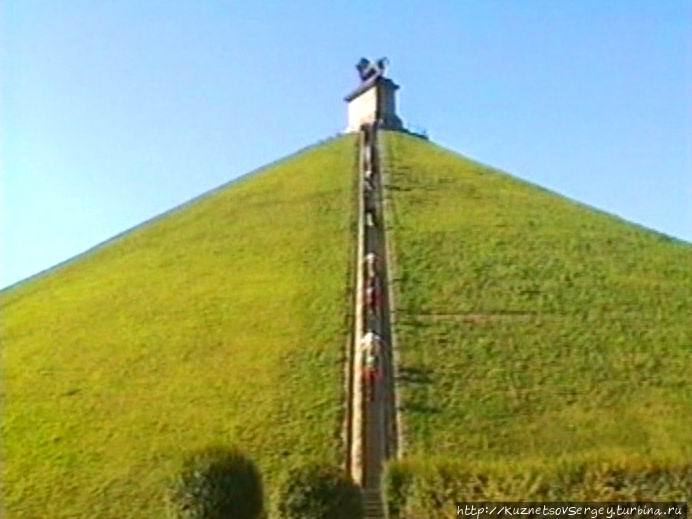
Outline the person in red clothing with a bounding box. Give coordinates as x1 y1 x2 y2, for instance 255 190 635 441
364 277 379 316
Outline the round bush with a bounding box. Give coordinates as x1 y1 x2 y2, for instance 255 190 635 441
277 463 363 519
166 446 264 519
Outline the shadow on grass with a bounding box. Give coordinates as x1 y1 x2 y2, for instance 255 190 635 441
401 401 441 415
386 184 414 193
398 365 433 385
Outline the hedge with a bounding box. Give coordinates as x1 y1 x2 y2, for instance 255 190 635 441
383 456 691 519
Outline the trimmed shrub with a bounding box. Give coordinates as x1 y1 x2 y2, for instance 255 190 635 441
166 446 264 519
276 463 363 519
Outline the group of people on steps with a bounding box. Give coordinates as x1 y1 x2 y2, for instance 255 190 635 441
359 124 386 403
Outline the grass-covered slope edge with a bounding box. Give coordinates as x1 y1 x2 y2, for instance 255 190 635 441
2 136 342 293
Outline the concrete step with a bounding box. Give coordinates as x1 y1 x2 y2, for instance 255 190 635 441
363 488 384 518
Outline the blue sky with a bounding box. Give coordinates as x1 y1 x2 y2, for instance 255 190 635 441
2 1 690 288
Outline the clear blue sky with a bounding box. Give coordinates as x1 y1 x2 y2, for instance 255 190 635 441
2 1 690 288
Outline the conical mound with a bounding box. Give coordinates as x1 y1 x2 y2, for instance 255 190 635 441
1 136 357 517
4 129 690 516
380 131 691 506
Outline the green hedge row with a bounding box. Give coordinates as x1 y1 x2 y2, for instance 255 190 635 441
383 457 691 519
166 447 362 519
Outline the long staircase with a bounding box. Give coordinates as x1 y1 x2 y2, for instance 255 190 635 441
348 124 398 518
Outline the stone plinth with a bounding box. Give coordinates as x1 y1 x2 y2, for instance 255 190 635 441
345 76 403 133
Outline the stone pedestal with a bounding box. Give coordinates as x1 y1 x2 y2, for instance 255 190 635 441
345 76 403 133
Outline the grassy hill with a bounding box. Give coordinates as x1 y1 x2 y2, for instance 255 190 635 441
1 135 357 517
380 131 691 511
3 128 690 517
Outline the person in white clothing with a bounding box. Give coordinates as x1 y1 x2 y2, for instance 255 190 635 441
365 209 377 227
364 252 377 279
360 331 383 402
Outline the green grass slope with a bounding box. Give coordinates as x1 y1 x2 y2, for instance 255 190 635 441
1 135 357 517
381 132 691 504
